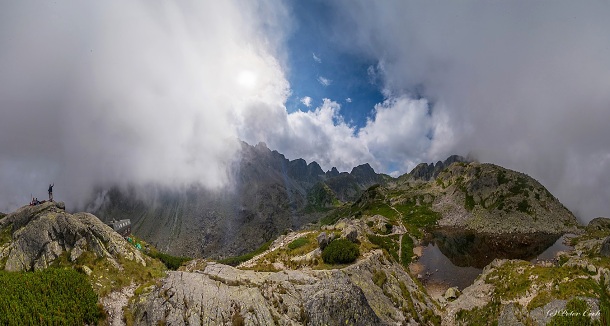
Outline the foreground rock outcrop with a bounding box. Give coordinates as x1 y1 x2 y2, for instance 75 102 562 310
0 201 145 271
130 251 440 325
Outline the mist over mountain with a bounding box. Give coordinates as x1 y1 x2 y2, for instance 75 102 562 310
1 1 609 223
87 141 388 258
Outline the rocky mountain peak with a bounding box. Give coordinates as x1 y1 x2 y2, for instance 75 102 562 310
409 154 468 181
326 167 340 178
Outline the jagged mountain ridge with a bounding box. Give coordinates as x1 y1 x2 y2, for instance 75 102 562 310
88 141 389 259
89 146 579 259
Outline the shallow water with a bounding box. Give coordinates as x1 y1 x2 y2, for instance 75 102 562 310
415 228 573 291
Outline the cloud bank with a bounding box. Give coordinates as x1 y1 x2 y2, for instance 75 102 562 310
1 1 609 223
0 1 291 210
328 0 610 220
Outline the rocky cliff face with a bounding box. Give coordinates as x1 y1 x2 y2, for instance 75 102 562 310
88 141 388 259
0 201 145 271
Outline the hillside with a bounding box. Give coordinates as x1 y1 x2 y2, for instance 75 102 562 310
406 160 579 234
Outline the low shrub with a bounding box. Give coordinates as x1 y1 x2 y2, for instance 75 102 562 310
148 252 191 270
218 240 273 267
288 237 309 250
321 238 360 264
0 268 103 325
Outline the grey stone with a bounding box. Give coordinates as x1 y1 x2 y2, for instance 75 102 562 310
498 303 524 326
444 287 460 300
343 226 358 243
600 236 610 257
81 265 93 276
317 232 329 250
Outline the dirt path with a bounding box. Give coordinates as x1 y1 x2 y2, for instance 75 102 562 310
388 204 408 264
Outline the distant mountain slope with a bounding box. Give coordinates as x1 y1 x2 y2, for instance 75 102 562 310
88 141 389 258
361 159 578 235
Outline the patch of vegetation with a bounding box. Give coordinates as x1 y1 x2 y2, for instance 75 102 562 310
395 201 440 238
464 193 475 211
304 183 340 213
435 178 444 188
517 199 531 214
321 239 359 264
488 260 598 310
400 235 414 267
455 299 501 326
147 251 191 270
508 176 529 196
486 261 532 300
0 268 104 325
288 237 310 250
398 280 421 323
599 274 610 326
218 240 273 267
61 251 166 297
365 203 399 222
0 224 11 246
497 170 509 185
320 204 353 226
372 270 387 288
367 234 399 262
547 298 599 326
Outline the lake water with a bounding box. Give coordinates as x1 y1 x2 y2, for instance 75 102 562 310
414 228 574 291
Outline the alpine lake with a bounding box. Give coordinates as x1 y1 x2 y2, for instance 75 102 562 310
410 227 575 295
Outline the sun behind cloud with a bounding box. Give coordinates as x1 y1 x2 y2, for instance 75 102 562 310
237 70 258 89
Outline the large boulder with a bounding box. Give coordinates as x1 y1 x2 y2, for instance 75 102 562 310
0 202 145 271
343 226 358 243
317 232 329 250
600 236 610 257
588 217 610 232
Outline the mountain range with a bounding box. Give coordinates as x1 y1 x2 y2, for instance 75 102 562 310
88 141 389 258
1 144 606 325
89 142 578 260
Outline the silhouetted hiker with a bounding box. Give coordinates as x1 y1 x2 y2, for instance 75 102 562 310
48 183 54 201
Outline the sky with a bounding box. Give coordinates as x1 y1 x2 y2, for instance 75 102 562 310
1 1 609 222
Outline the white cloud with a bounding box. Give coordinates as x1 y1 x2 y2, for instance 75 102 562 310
317 76 332 86
300 96 313 107
242 96 444 176
312 52 322 63
331 0 610 220
345 98 352 103
0 0 291 211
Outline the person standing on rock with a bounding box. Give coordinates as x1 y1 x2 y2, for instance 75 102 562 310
48 183 54 201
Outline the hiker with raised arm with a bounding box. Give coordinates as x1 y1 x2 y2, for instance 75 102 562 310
48 183 54 201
